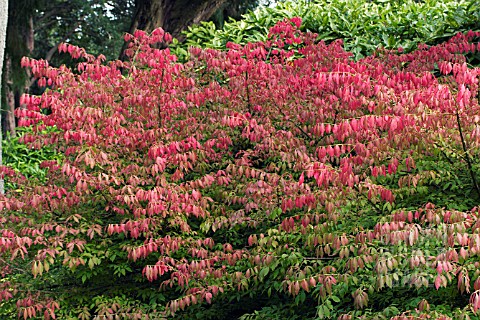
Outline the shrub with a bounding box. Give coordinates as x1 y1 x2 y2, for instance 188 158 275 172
2 126 63 190
0 19 480 319
172 0 480 60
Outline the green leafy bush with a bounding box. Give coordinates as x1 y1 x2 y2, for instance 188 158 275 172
172 0 480 60
2 126 62 189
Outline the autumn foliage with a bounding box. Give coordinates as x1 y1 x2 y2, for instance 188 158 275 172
1 18 480 319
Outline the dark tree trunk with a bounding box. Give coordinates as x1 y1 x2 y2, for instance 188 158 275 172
120 0 226 59
3 0 34 137
2 55 15 137
0 0 8 194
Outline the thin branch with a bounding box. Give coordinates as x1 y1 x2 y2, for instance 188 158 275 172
432 142 454 165
35 4 73 26
456 109 480 199
44 18 85 62
245 71 252 113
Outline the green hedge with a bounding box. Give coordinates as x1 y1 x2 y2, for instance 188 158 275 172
171 0 480 59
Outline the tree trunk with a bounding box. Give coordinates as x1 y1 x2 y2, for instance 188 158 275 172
121 0 226 59
0 0 7 194
3 54 15 137
3 0 34 137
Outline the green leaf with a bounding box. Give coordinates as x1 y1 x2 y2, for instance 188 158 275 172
259 267 270 281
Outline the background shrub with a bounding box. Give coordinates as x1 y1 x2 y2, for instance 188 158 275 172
172 0 480 61
2 126 62 190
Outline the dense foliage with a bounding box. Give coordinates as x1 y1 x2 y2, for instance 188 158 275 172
2 127 62 190
172 0 480 60
1 19 480 319
7 0 480 189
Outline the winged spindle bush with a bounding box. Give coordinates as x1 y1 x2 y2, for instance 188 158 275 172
0 19 480 319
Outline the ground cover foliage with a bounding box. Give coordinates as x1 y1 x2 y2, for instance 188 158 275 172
0 18 480 319
2 127 63 189
173 0 480 60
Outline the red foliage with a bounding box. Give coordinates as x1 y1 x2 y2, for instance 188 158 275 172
1 19 480 318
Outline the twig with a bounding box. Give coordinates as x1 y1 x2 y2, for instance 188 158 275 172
245 71 252 113
456 110 480 199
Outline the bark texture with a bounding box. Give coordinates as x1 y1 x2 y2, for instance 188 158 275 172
3 0 34 136
0 0 7 193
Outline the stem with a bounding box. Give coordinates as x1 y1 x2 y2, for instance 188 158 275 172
294 123 314 142
158 69 165 127
433 143 454 165
456 110 480 199
265 45 273 63
245 71 251 113
353 184 383 214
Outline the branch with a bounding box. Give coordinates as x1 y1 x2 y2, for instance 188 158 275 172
244 71 252 113
46 17 86 62
35 3 73 26
432 142 454 165
456 109 480 199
